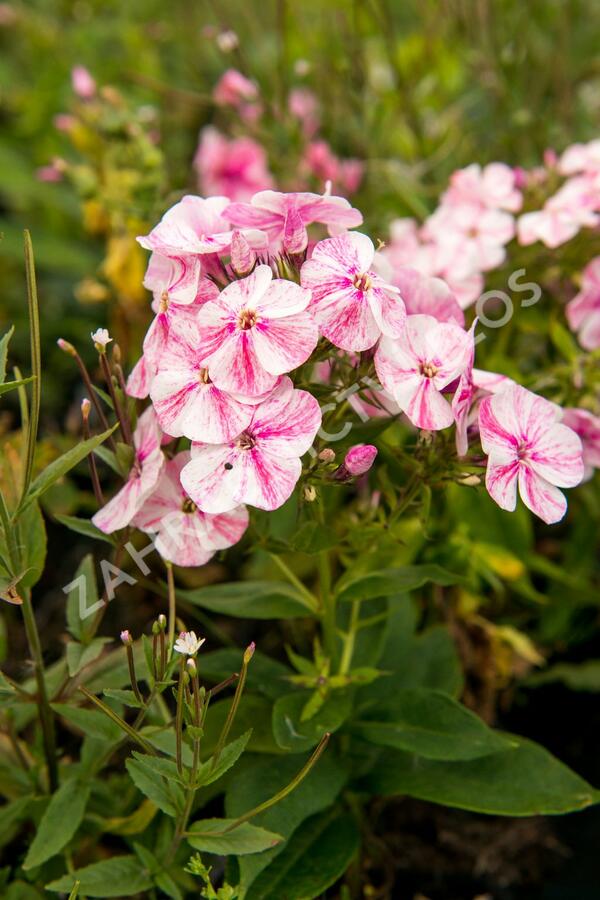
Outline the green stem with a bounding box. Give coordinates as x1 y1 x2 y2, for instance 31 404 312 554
339 600 360 676
269 553 319 611
166 562 176 661
318 549 337 662
22 592 58 790
78 687 157 755
175 656 185 776
21 230 41 502
210 644 253 771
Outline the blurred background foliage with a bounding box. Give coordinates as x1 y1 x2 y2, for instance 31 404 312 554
2 0 600 415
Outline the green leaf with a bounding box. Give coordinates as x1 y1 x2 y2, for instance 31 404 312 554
290 521 340 554
22 425 118 511
195 730 252 787
272 691 353 752
66 554 99 642
16 501 46 591
66 637 111 677
54 514 115 545
250 809 360 899
93 445 121 475
187 819 283 855
130 751 182 782
363 736 598 815
0 795 32 848
0 376 35 396
126 758 184 817
23 778 90 869
226 751 348 895
0 326 14 384
200 694 283 755
51 703 121 742
46 856 153 896
335 565 465 603
526 661 600 691
103 688 145 709
353 688 516 760
179 580 312 619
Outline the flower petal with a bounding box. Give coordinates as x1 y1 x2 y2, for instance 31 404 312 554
518 466 567 524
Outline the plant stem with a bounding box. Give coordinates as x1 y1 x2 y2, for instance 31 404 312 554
21 592 58 790
210 644 253 771
175 656 185 776
21 231 41 502
166 562 176 660
269 552 319 611
339 600 360 676
318 549 337 662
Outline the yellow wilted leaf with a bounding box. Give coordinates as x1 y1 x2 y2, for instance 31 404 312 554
102 235 147 305
475 542 525 580
103 799 158 835
494 625 545 666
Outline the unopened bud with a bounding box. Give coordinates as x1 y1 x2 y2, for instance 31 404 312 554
120 629 132 645
243 641 256 664
457 473 481 486
81 398 91 421
303 484 317 502
152 620 161 635
282 206 308 255
318 448 336 464
230 230 255 276
71 65 96 99
344 444 377 476
57 338 77 357
186 657 198 677
158 614 167 630
112 342 122 366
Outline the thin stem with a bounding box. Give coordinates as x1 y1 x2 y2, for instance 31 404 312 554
78 687 157 755
82 404 104 505
21 592 58 790
339 600 360 676
21 231 41 502
210 645 253 771
73 352 117 450
269 553 319 611
175 656 185 776
99 353 134 447
126 643 144 705
166 562 176 660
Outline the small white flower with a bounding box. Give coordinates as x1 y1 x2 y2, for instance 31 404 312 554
173 630 205 656
216 30 239 52
91 328 112 349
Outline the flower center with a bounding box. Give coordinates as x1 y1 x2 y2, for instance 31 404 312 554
159 290 169 313
420 361 439 378
516 442 530 462
236 431 256 451
237 308 258 331
181 497 197 514
353 272 372 292
198 367 211 384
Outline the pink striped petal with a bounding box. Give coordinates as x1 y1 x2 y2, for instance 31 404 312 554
252 313 319 375
397 377 455 430
485 457 519 512
518 466 567 524
528 422 584 488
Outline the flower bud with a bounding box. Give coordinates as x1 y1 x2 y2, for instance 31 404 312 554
72 65 96 99
318 448 336 464
303 484 317 502
57 338 77 357
91 328 112 352
158 614 167 630
457 473 481 486
243 641 256 664
282 207 308 255
186 657 198 677
344 444 377 476
81 398 91 421
230 230 255 276
112 342 122 366
120 630 132 645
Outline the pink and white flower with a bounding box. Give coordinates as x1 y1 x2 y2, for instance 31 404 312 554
300 232 405 351
92 407 164 533
423 203 515 278
180 377 321 513
443 163 522 212
517 176 600 249
173 630 205 656
134 453 248 566
374 314 474 431
143 251 205 307
390 267 464 326
561 408 600 480
479 384 584 524
212 69 258 107
137 195 266 259
566 256 600 350
226 188 363 250
452 366 514 456
194 265 318 397
559 140 600 177
149 318 261 443
71 65 96 99
194 127 274 202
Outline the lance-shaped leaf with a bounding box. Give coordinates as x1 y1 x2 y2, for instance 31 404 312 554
23 778 90 869
187 819 283 855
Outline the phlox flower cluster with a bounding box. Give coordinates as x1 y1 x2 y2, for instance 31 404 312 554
90 143 600 561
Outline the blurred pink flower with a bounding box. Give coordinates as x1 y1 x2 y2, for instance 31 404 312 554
561 408 600 480
288 87 320 137
559 139 600 176
213 69 258 106
194 127 274 202
423 203 515 277
302 140 364 195
518 176 600 248
71 65 96 99
389 267 464 326
479 384 583 524
566 256 600 350
443 162 522 212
